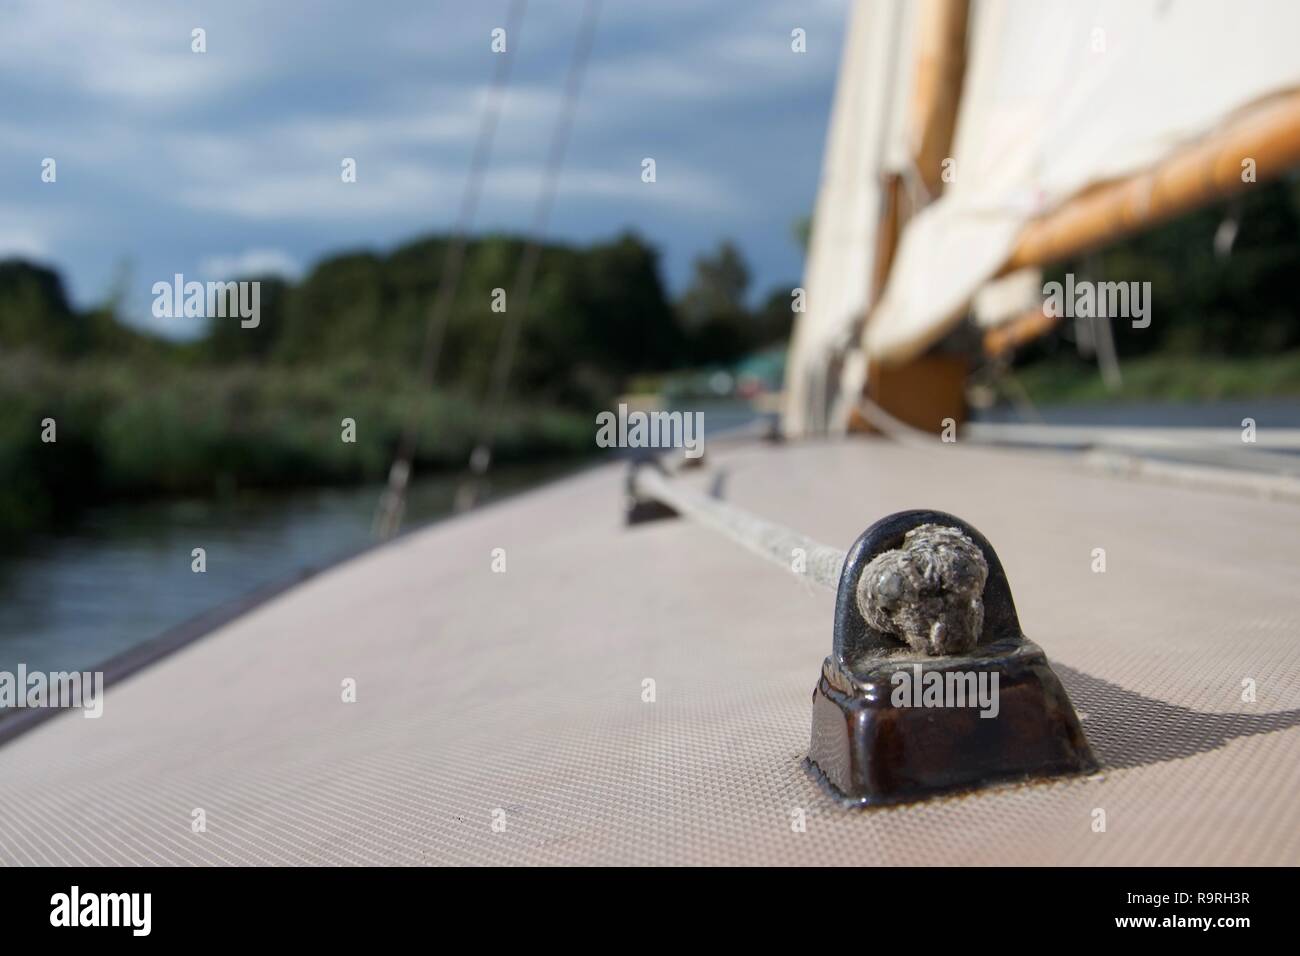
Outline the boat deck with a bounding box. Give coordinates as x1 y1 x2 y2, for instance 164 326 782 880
1 438 1297 865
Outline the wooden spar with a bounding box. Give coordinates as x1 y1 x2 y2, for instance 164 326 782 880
853 0 970 435
981 89 1300 358
908 0 969 199
1001 88 1300 273
868 173 904 309
862 0 912 314
983 307 1061 359
867 0 968 303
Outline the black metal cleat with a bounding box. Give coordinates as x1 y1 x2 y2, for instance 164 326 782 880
806 509 1098 807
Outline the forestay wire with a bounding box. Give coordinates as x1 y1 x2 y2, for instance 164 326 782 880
464 0 603 493
374 0 528 539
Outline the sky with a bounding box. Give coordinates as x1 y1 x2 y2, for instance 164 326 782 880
0 0 848 337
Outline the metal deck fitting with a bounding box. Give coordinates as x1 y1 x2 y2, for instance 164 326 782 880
806 509 1098 806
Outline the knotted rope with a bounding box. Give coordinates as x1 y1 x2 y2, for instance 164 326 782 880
631 464 989 655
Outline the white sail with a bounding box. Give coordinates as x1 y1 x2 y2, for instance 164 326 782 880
863 0 1300 365
786 0 1300 431
782 0 917 435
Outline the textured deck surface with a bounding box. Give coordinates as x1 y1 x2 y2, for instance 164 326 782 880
1 439 1297 865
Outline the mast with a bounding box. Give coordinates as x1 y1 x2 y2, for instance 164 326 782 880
851 0 970 433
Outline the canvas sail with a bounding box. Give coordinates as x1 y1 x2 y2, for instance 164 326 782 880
782 0 916 435
862 0 1300 366
785 0 1300 433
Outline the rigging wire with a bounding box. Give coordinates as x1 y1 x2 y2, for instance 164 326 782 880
457 0 604 510
374 0 528 539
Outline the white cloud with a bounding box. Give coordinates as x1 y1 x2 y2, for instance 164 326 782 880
173 156 738 224
587 1 846 101
0 0 844 312
0 1 269 112
0 230 51 261
198 248 303 280
489 164 740 212
0 205 68 262
160 80 740 224
176 161 453 221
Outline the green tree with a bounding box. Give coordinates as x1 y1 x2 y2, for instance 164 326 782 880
676 241 756 363
201 276 290 362
0 259 84 354
678 240 750 331
752 284 798 346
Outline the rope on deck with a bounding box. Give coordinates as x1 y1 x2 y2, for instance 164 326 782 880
631 465 846 591
633 464 995 655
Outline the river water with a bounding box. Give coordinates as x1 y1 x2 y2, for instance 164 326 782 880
0 400 761 678
0 461 579 676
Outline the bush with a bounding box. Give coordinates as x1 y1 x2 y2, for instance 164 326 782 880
0 352 594 544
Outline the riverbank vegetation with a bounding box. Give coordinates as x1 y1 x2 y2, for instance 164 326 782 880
0 351 594 541
1014 350 1300 405
7 175 1299 544
1012 177 1300 402
0 232 795 543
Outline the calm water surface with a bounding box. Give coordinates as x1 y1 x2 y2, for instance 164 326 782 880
0 461 578 675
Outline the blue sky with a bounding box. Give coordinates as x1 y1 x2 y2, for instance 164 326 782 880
1 0 847 337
